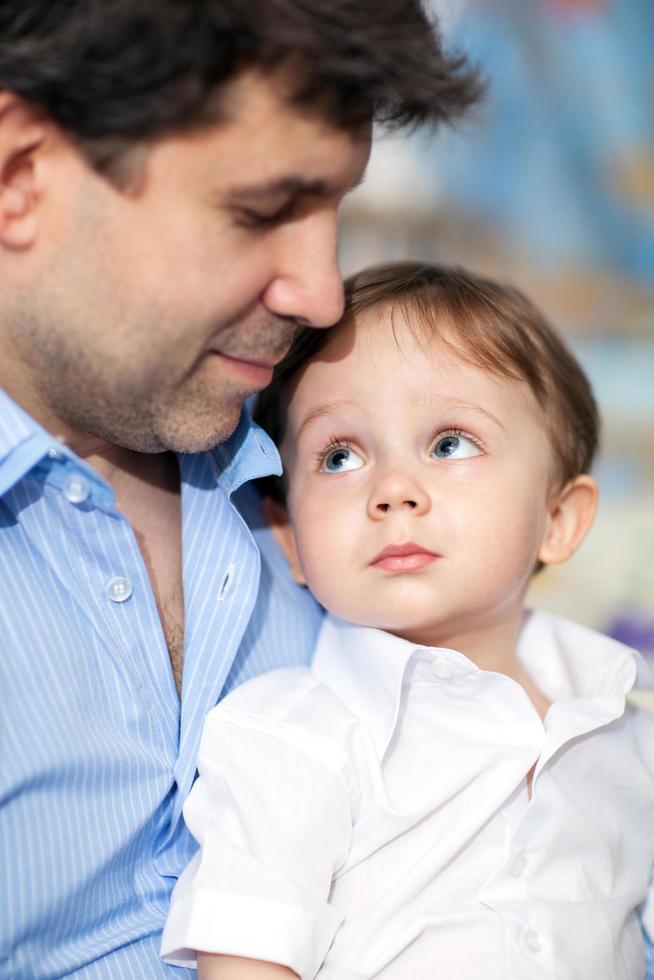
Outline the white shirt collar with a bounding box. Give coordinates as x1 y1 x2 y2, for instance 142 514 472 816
311 609 654 762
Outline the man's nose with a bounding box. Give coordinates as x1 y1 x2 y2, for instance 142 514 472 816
367 468 431 520
261 210 344 328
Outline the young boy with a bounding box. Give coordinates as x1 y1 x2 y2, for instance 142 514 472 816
161 262 654 980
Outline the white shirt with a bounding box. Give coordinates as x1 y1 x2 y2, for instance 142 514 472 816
161 610 654 979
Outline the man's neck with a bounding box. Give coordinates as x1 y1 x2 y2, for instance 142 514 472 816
3 373 180 498
80 441 181 502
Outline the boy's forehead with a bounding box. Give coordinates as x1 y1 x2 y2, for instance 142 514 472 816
318 301 461 362
300 303 427 371
290 306 545 424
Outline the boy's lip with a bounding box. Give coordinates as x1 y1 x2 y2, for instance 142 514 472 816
369 542 440 572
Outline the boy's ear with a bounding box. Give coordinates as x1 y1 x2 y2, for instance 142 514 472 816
537 474 598 566
262 496 306 586
0 92 48 251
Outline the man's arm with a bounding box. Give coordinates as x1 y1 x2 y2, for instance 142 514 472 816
198 953 298 979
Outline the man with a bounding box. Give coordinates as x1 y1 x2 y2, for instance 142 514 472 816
0 1 481 975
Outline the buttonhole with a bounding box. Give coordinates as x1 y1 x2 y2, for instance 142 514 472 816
218 564 236 602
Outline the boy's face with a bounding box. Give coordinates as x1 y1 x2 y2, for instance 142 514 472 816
278 306 591 650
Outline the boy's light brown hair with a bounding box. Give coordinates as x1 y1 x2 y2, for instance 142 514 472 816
255 261 599 504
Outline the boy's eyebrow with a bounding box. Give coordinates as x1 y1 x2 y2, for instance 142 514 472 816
295 399 360 440
441 399 507 432
229 173 366 201
295 396 507 441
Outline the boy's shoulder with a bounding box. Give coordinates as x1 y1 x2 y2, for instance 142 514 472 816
625 696 654 779
207 614 406 771
219 663 325 719
202 663 370 799
520 607 654 700
211 657 366 756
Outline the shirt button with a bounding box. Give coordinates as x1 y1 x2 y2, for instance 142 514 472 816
510 850 528 877
106 576 133 603
432 658 454 680
63 474 89 504
523 929 541 953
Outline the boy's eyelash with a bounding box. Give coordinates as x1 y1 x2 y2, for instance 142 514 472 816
313 430 485 467
313 438 354 468
434 426 486 452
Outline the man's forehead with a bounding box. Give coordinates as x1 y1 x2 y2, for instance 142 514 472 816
219 63 370 134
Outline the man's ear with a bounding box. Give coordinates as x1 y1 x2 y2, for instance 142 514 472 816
262 496 306 586
538 474 598 566
0 92 47 251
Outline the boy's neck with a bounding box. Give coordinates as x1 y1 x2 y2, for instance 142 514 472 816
392 608 551 721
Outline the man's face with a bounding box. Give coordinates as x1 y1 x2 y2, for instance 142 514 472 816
9 69 370 452
280 307 557 651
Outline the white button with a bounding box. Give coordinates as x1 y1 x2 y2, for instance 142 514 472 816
106 576 133 603
63 475 89 504
524 929 541 953
431 658 454 680
48 447 62 460
510 851 528 877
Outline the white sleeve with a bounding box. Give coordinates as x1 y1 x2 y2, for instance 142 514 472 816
642 863 654 960
161 680 355 980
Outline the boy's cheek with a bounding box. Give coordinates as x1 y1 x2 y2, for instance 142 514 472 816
295 504 342 555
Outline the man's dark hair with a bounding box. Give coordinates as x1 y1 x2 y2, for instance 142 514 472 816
0 0 483 177
255 261 600 508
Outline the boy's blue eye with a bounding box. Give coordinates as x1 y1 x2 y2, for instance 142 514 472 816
322 447 365 473
432 433 481 459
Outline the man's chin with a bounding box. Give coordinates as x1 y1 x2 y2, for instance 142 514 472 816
155 404 245 455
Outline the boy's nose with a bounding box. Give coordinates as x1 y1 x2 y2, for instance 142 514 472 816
367 470 431 520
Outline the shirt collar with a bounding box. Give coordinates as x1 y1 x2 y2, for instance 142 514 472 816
311 610 652 763
311 616 431 761
0 389 79 496
517 608 654 702
0 389 280 499
211 405 281 497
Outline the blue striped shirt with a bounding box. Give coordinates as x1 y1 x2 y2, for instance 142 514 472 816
0 389 323 978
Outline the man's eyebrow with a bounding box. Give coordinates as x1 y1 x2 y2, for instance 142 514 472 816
229 173 366 201
295 399 360 440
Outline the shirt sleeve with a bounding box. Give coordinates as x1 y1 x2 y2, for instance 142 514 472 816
642 863 654 980
161 677 355 979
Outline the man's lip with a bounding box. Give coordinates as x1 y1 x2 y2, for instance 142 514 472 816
210 351 276 386
369 542 440 571
212 351 278 369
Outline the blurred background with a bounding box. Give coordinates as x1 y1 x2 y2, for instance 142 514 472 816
339 0 654 661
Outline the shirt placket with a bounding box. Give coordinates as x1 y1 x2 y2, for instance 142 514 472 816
478 686 633 979
22 459 181 757
172 452 262 826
